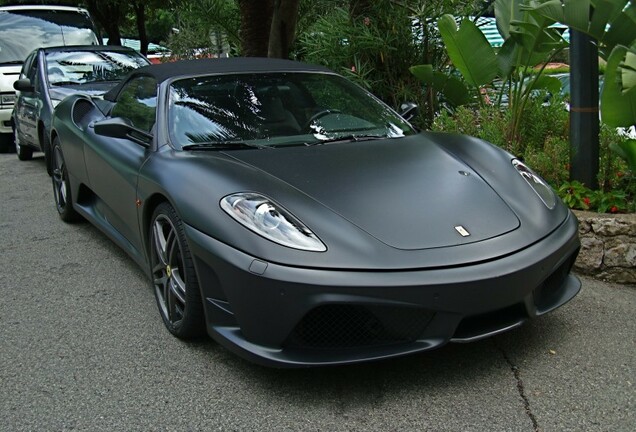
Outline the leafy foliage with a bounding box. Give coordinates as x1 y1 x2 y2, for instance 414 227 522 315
166 0 240 58
299 3 425 111
298 0 486 124
412 2 569 146
525 0 636 172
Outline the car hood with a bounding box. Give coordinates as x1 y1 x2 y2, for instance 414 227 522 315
226 134 520 250
48 82 116 100
0 65 21 93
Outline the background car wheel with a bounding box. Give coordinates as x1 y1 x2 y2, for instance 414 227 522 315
15 129 33 161
51 137 80 222
41 132 53 176
0 132 15 153
150 202 205 339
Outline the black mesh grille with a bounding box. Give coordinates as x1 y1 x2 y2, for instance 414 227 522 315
286 304 434 349
72 99 94 125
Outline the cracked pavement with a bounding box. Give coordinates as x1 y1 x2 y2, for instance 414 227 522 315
1 153 634 431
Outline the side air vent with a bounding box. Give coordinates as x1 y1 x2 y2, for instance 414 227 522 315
72 99 94 126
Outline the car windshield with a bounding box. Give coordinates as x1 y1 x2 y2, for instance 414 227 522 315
0 10 98 64
45 50 149 86
168 72 415 149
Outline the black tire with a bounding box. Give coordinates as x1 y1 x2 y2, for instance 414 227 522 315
15 128 33 161
0 132 14 153
51 137 80 222
150 202 205 339
41 132 53 176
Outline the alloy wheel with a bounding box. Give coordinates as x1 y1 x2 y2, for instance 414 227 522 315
151 214 187 326
52 145 68 212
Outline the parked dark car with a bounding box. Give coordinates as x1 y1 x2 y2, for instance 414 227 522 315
12 45 149 173
50 58 581 367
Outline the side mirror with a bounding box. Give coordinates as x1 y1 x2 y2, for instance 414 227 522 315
14 78 34 93
94 117 152 148
399 102 418 122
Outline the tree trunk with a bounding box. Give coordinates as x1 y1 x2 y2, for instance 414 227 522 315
238 0 274 57
268 0 300 59
134 2 149 56
85 0 123 45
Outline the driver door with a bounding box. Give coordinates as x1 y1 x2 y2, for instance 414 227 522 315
14 51 40 146
84 75 157 255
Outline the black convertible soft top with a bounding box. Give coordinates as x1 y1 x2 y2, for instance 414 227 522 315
104 57 332 101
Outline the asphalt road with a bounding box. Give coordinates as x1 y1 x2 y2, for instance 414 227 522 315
1 152 634 432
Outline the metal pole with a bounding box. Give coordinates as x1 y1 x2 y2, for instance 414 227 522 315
569 29 599 190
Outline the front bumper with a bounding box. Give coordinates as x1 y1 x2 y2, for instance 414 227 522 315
186 212 581 367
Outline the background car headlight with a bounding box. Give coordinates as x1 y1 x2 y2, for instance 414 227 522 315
0 93 16 106
512 159 556 209
221 193 327 252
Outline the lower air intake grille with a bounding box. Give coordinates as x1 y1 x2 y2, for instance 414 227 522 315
286 304 434 349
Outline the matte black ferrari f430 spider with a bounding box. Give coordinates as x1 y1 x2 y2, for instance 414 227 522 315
50 58 581 367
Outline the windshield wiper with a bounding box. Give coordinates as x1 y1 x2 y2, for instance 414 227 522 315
51 81 82 86
181 141 266 151
0 60 24 65
307 134 387 146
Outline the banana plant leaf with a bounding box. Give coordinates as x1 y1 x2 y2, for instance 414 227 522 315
526 0 636 55
495 0 522 40
564 0 592 32
510 21 566 54
497 38 549 76
603 6 636 54
437 15 498 87
409 65 471 107
527 74 562 95
601 44 636 127
610 140 636 172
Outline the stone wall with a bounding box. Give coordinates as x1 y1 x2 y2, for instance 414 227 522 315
573 210 636 284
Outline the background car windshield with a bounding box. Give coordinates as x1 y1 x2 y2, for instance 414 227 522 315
0 10 98 64
46 51 149 85
168 72 415 148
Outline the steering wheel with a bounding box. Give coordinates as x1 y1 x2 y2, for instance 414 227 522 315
48 67 67 82
303 109 341 130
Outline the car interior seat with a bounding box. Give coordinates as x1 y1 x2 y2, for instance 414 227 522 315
255 86 301 136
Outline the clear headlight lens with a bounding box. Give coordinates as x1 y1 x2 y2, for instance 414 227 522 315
220 193 327 252
512 159 556 209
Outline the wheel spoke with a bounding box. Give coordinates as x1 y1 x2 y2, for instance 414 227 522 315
165 229 176 263
164 274 173 321
153 275 167 286
170 269 186 304
60 180 67 204
152 221 169 266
